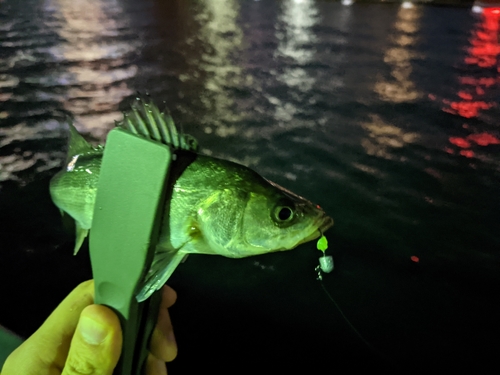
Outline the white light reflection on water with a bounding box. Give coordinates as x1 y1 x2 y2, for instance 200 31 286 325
374 6 422 103
185 0 245 138
272 0 319 125
361 114 419 161
276 0 318 66
275 0 318 83
0 0 137 183
0 120 65 183
47 0 138 138
364 6 422 160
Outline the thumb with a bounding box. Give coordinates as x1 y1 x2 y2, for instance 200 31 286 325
62 304 122 375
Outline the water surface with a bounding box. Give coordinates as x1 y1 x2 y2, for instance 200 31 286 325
0 0 499 373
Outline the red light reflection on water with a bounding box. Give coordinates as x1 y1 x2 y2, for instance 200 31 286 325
438 8 500 158
465 9 500 67
468 132 500 145
449 137 471 148
442 99 493 118
448 133 500 157
459 149 475 158
450 132 500 147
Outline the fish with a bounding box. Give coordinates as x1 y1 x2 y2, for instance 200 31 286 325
49 97 334 302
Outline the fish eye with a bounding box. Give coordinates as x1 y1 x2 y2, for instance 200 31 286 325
273 205 294 223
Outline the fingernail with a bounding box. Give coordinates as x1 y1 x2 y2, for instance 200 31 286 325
80 316 107 345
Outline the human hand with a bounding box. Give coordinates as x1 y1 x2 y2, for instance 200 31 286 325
1 280 177 375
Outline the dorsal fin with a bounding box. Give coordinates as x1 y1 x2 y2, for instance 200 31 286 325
115 97 198 152
65 120 96 164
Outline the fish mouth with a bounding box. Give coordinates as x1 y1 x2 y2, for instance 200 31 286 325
298 214 334 246
299 230 321 245
317 214 334 234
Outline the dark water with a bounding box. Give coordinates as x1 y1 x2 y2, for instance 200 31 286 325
1 0 499 373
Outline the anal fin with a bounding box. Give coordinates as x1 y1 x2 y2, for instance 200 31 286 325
74 223 89 255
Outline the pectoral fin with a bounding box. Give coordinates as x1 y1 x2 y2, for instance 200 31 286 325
136 249 186 302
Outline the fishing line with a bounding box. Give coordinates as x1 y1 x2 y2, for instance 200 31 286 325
315 235 397 371
316 272 398 370
318 278 373 349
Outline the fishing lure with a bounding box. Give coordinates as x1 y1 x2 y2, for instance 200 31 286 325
316 234 334 276
317 235 328 252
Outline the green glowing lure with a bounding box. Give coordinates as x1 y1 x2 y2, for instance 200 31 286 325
316 234 333 274
317 235 328 252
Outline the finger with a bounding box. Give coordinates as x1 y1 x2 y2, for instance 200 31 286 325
2 280 95 374
149 286 177 362
161 285 177 308
149 325 177 362
62 304 122 375
145 353 167 375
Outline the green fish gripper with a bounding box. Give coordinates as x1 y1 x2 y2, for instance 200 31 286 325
89 128 173 375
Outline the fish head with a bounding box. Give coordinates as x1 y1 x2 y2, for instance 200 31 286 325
194 173 333 258
238 179 334 255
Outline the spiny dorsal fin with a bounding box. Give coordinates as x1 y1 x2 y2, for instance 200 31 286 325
115 97 198 152
65 120 96 164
